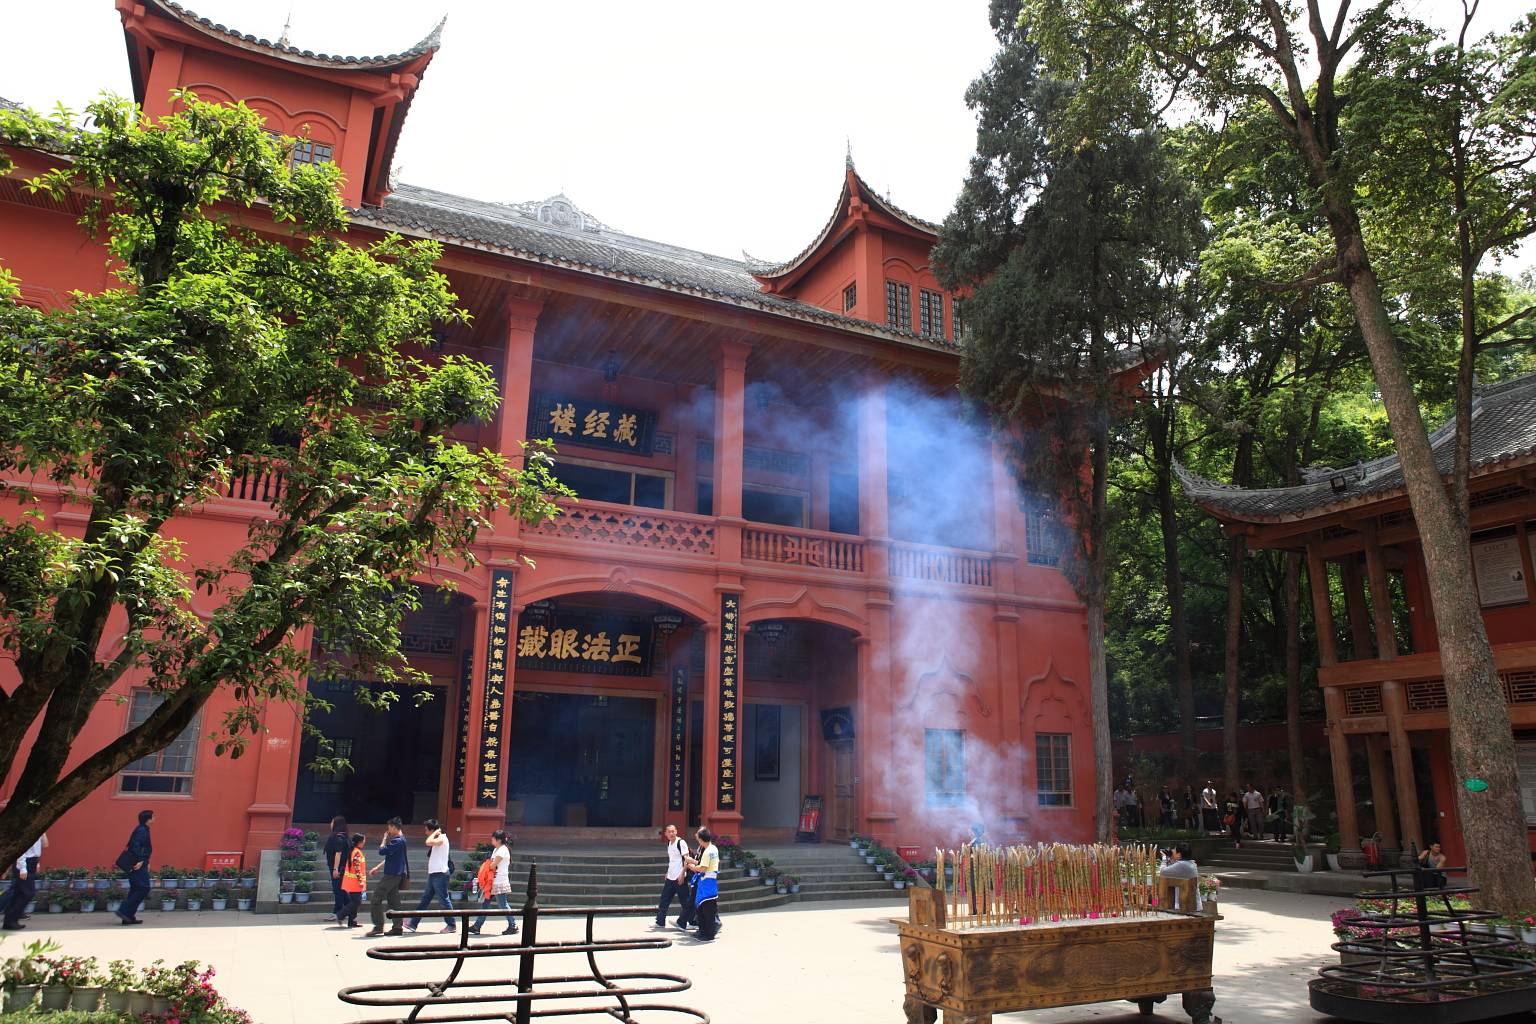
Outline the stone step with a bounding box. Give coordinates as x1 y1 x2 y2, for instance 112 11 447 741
794 888 909 904
795 880 903 895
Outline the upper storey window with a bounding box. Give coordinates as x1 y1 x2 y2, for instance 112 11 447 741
953 298 965 343
843 283 857 312
291 138 335 166
919 289 945 340
885 281 911 329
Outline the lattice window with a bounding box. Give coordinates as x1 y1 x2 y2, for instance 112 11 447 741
1036 732 1073 807
1406 679 1449 712
119 690 201 794
1503 670 1536 704
843 282 857 312
952 298 964 343
1470 483 1531 509
925 729 965 806
1518 740 1536 825
919 289 945 339
1025 507 1064 567
885 281 910 329
1343 686 1383 716
291 138 334 166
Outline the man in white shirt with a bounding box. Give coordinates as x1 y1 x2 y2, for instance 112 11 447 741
1242 785 1265 841
405 819 454 934
2 833 44 931
1200 782 1219 834
655 824 693 930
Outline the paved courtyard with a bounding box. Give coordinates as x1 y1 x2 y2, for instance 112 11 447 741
4 888 1347 1023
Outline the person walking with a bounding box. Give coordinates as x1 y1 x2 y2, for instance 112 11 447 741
1243 784 1266 841
654 824 693 930
469 829 517 936
406 819 454 933
1200 782 1219 834
691 827 721 941
323 815 349 923
1159 787 1176 828
117 810 154 925
339 833 367 928
367 817 409 937
2 834 43 931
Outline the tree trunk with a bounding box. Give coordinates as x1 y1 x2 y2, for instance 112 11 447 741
1222 533 1245 796
1332 217 1533 912
1088 590 1114 842
1151 401 1198 784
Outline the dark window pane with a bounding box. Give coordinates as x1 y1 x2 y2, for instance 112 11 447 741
553 461 631 504
634 474 667 509
828 471 859 535
742 487 804 528
696 481 713 517
925 729 965 805
843 283 857 312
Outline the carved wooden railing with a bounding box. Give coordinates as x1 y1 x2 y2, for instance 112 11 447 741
742 524 865 573
528 500 716 556
224 464 287 505
889 542 994 588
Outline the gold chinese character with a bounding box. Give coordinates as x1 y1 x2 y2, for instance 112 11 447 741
483 760 497 773
489 698 502 710
721 758 733 769
722 794 734 806
549 628 579 659
582 409 610 438
490 673 505 685
494 610 507 621
580 631 612 661
615 413 638 446
722 768 734 779
549 403 576 435
487 710 500 722
612 633 642 664
481 788 497 800
723 712 735 723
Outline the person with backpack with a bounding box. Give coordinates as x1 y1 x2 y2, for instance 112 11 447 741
338 833 367 928
469 829 517 936
654 824 693 930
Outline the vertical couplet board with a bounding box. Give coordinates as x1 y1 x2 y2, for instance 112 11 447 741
479 569 514 808
717 593 741 811
451 647 473 808
668 666 688 812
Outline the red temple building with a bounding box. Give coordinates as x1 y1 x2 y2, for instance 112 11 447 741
1181 373 1536 867
0 0 1096 870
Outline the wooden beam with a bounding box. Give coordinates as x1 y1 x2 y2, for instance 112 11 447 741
1319 639 1536 687
1365 734 1399 848
1363 524 1399 661
1306 541 1339 667
1323 688 1361 850
1341 558 1375 660
1381 681 1423 850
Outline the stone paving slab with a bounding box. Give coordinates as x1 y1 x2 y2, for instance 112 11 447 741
0 888 1351 1023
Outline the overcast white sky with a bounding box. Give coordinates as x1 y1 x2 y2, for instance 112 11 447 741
3 0 1532 268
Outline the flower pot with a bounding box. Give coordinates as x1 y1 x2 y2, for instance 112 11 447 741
864 855 876 865
849 840 858 849
450 890 464 902
762 876 774 886
237 898 253 911
40 985 72 1010
240 875 256 888
107 898 122 913
3 986 38 1013
1294 854 1314 873
1340 951 1380 966
211 898 228 911
161 897 177 911
295 891 311 903
70 986 104 1011
47 901 63 913
103 989 133 1012
80 899 97 912
1521 927 1536 945
790 883 801 894
161 878 179 889
151 995 172 1014
1326 854 1342 872
884 872 895 882
279 891 294 904
1497 925 1518 939
776 885 787 894
747 868 759 878
894 880 906 890
1202 900 1219 918
186 898 203 911
71 879 89 891
94 877 111 890
128 991 154 1015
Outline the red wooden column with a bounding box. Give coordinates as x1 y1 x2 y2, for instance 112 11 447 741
243 626 314 863
1309 541 1360 853
855 376 897 843
1366 529 1421 853
713 340 750 565
491 296 543 547
1365 734 1400 849
991 443 1026 834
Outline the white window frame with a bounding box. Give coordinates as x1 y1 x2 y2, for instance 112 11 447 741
118 689 201 796
554 455 674 509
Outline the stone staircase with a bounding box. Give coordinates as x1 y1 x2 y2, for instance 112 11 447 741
264 840 905 915
1200 839 1306 874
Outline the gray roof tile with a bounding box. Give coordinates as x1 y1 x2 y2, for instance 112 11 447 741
1177 372 1536 522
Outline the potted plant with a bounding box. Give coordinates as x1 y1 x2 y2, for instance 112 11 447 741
1292 833 1313 873
185 891 204 911
69 867 89 891
158 866 181 889
239 867 256 888
211 886 230 911
237 888 254 912
39 956 75 1010
92 867 111 891
1520 914 1536 945
903 867 919 889
279 877 295 904
79 892 98 913
103 959 140 1013
295 872 313 903
65 957 104 1012
775 875 789 895
106 886 127 914
46 893 65 914
1198 876 1221 916
849 832 863 849
1325 833 1343 873
744 856 760 878
160 890 178 912
787 875 801 895
763 866 780 888
1 938 59 1013
43 867 69 890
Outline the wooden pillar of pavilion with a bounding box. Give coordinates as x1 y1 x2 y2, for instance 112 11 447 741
1308 540 1360 853
1365 527 1422 854
1364 734 1400 849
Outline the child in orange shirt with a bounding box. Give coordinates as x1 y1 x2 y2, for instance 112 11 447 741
340 833 367 928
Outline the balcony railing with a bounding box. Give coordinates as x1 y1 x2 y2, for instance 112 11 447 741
527 500 715 556
224 465 287 505
743 524 864 573
889 541 993 588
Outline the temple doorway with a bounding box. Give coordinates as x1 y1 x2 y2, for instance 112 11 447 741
505 690 656 827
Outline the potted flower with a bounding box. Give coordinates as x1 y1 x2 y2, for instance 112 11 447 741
1520 915 1536 945
1198 876 1221 916
69 867 89 891
1325 833 1343 873
106 886 127 914
211 886 230 911
903 867 919 889
237 887 254 912
64 956 104 1012
239 867 256 888
1 938 59 1013
787 875 801 895
39 956 73 1010
92 867 111 891
849 832 863 850
763 866 780 888
79 891 98 913
186 889 204 911
279 876 295 904
759 859 776 884
46 892 65 914
158 866 181 889
775 874 789 895
160 890 178 912
44 867 69 890
295 872 313 903
102 959 140 1013
744 856 760 878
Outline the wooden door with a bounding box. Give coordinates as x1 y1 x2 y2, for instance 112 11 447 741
829 739 856 839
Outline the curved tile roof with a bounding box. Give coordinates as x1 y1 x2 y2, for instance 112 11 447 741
1177 371 1536 523
143 0 444 70
351 183 959 352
